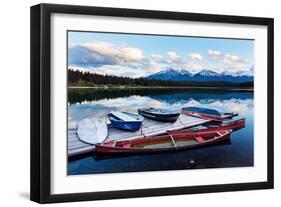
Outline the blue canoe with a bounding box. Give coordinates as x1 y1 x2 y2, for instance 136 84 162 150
108 111 144 131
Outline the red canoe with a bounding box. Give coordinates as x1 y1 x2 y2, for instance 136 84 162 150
168 118 245 135
95 130 232 155
181 107 238 122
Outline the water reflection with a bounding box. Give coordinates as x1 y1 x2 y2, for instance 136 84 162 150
68 88 253 121
68 88 252 104
68 88 254 175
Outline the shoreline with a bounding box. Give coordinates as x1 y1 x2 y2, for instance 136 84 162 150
68 86 254 91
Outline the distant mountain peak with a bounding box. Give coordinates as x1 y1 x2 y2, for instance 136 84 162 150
160 67 191 74
146 68 191 80
197 69 220 76
145 67 253 83
221 70 253 77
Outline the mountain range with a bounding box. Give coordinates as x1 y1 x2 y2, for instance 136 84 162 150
145 68 253 83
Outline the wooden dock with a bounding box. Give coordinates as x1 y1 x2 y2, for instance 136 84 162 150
68 114 211 157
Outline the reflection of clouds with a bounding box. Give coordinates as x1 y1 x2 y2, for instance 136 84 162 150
211 99 253 115
69 95 253 122
184 98 201 106
69 103 115 121
94 96 166 113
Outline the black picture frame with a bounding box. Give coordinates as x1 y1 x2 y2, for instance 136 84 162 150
30 3 274 203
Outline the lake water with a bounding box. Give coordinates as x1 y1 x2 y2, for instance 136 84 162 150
67 88 254 175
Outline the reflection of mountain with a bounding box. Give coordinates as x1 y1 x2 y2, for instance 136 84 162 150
69 91 253 121
68 88 254 121
146 68 254 83
68 88 253 104
147 92 253 105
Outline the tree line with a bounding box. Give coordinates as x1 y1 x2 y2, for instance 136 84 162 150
68 88 252 105
68 69 254 88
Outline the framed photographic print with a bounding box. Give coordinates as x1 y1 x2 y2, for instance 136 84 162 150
30 3 274 203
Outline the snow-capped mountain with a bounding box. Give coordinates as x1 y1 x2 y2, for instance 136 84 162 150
146 68 193 81
145 68 253 83
197 69 219 76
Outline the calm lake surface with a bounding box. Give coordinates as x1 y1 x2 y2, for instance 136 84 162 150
67 88 254 175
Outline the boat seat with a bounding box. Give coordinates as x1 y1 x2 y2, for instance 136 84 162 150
217 131 227 136
102 142 115 147
122 143 131 148
194 136 205 143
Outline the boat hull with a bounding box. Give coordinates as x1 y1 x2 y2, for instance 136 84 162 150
109 118 142 131
168 118 245 135
181 108 238 122
138 109 180 122
181 109 223 122
108 112 143 131
95 130 231 155
77 118 108 144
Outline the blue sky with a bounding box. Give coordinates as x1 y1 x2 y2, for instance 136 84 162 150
68 31 254 78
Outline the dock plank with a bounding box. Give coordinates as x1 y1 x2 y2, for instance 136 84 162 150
68 146 96 157
106 114 209 141
67 114 210 157
68 142 91 150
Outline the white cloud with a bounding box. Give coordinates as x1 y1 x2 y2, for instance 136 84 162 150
168 51 178 60
69 58 152 78
224 64 250 74
69 41 144 66
150 64 162 72
220 53 251 74
151 54 163 62
207 49 252 75
93 65 149 78
208 49 222 59
167 51 184 65
69 43 253 77
83 42 144 63
185 63 203 74
189 53 203 61
120 47 144 62
223 54 240 64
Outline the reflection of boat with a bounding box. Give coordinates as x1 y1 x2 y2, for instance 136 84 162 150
182 107 238 122
108 111 144 131
95 130 232 155
77 118 108 144
138 108 180 122
168 118 245 135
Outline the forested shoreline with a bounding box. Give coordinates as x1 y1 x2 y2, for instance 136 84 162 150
68 69 254 88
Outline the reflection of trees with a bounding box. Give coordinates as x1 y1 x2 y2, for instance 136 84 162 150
68 88 253 105
148 92 253 105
